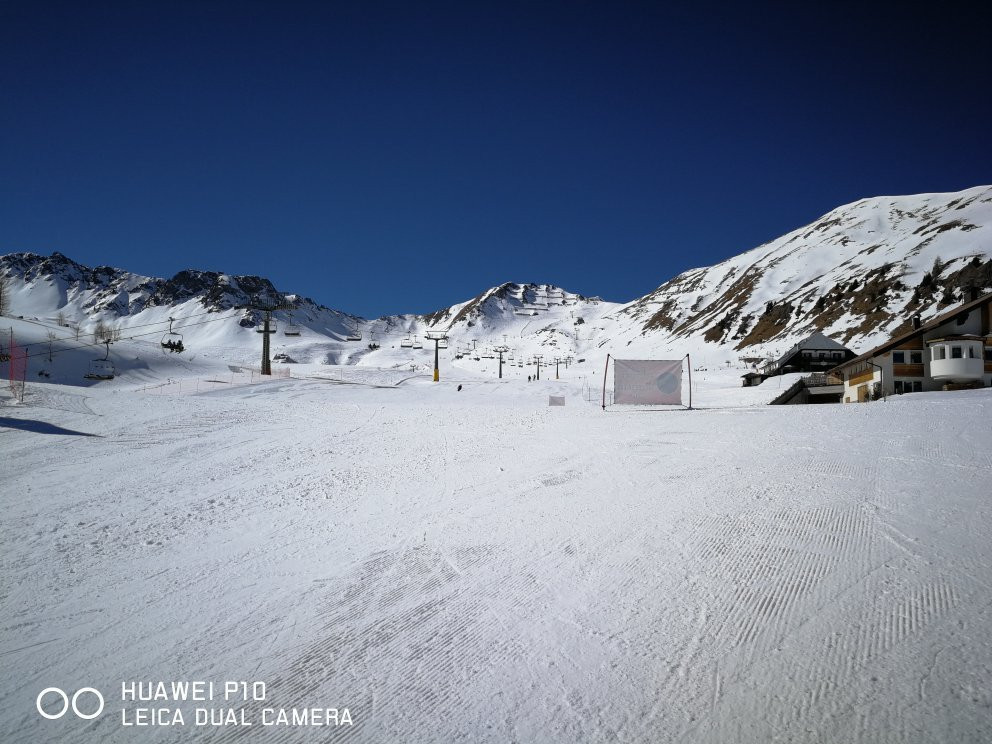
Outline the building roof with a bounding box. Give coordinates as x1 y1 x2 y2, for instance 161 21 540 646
791 331 851 352
831 291 992 373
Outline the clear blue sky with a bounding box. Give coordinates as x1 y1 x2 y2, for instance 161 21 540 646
2 1 989 318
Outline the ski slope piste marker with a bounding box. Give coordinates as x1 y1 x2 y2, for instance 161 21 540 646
601 354 692 410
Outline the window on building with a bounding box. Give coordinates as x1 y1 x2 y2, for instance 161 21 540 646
912 381 923 393
952 346 963 359
893 351 905 364
932 346 946 361
910 351 923 364
986 348 992 362
894 380 905 394
968 347 977 358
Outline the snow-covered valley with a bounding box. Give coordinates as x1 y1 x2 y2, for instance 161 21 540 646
2 367 990 742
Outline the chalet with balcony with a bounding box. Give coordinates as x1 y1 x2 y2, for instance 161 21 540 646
761 332 856 376
832 290 992 403
742 332 854 387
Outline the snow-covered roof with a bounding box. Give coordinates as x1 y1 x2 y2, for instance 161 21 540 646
791 332 850 352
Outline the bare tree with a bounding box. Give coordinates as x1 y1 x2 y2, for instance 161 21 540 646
56 310 66 327
46 330 57 362
92 323 118 344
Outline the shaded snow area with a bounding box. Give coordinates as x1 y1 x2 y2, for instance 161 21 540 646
2 376 991 743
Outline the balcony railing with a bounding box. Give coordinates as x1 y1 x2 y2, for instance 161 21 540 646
930 357 984 381
803 373 843 387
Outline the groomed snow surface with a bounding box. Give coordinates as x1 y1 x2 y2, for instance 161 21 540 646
2 368 991 742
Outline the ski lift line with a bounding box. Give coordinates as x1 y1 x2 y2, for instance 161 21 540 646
33 313 231 353
18 306 233 349
38 304 300 343
15 311 240 362
84 307 225 334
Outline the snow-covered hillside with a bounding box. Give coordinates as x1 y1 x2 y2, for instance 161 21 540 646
0 252 374 366
618 185 992 353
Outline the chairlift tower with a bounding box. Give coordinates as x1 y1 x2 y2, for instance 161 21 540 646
554 357 561 379
425 330 448 382
534 354 543 380
254 300 289 375
494 345 509 379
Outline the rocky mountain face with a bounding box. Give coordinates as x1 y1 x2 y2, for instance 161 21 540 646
0 251 350 329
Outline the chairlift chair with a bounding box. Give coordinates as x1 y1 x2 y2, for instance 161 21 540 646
412 336 423 349
84 341 116 380
400 335 414 348
161 317 185 353
282 311 302 336
346 320 363 341
84 360 115 380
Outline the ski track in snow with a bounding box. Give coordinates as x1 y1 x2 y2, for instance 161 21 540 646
1 379 991 743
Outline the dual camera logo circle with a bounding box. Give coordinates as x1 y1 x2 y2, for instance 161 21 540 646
36 687 104 720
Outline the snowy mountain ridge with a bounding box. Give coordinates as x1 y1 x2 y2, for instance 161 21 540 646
2 185 990 368
0 250 362 341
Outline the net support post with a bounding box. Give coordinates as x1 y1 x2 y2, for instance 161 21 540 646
686 353 693 410
601 354 610 411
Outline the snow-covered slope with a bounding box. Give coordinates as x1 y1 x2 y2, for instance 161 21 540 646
3 375 991 742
